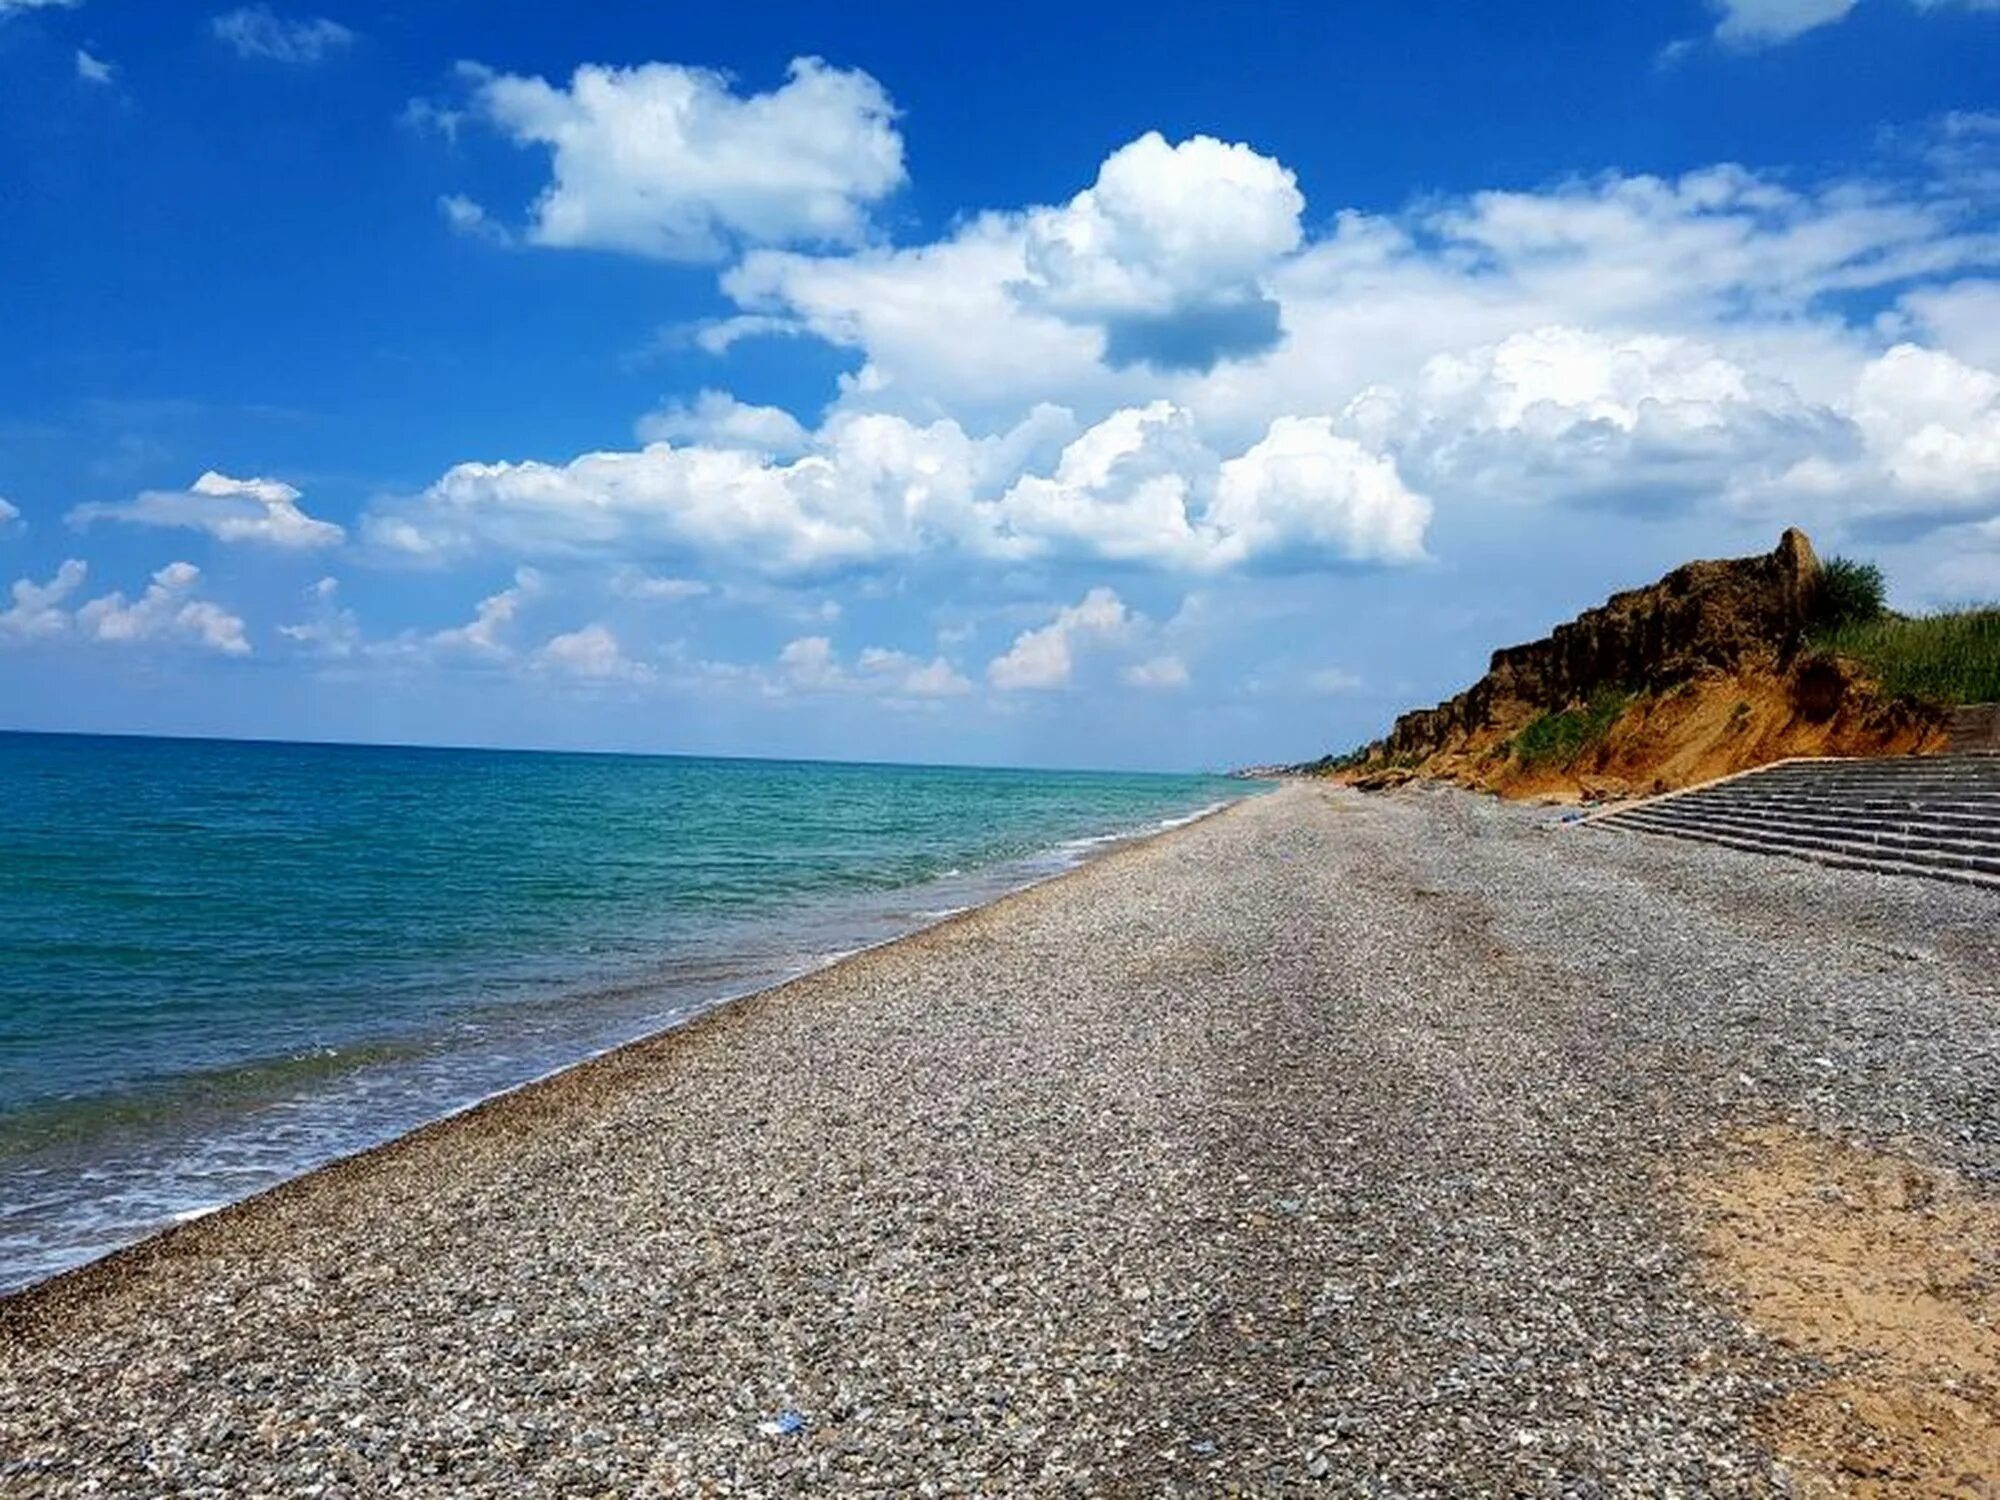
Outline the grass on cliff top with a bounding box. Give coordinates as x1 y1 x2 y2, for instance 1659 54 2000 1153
1510 688 1634 768
1813 608 2000 707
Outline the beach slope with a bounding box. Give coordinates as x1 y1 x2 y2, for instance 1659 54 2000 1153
3 783 1996 1495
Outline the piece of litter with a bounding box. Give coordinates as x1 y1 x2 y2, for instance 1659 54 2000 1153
757 1410 807 1438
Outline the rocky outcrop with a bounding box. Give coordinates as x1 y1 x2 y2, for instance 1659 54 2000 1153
1383 529 1822 761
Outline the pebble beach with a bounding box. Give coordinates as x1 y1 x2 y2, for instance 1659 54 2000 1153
3 781 1996 1496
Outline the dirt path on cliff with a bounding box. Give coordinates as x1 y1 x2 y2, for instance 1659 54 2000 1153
2 782 1995 1496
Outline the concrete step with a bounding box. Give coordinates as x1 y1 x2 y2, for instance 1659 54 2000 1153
1734 773 2000 797
1703 785 2000 809
1684 794 2000 835
1608 806 2000 876
1603 816 2000 892
1745 758 2000 786
1610 793 1994 840
1586 755 2000 888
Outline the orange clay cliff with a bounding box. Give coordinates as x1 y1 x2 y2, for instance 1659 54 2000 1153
1335 529 1949 803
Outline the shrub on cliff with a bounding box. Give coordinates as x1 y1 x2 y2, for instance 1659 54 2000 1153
1816 608 2000 707
1810 556 1886 633
1513 688 1633 767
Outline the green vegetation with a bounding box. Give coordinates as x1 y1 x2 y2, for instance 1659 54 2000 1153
1814 608 2000 706
1301 745 1374 774
1809 555 1887 632
1512 688 1634 767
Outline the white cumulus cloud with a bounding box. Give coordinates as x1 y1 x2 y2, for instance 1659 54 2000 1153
635 389 811 455
1730 342 2000 518
987 587 1131 691
857 646 972 697
4 559 249 655
450 56 904 261
369 401 1428 577
534 623 651 683
1208 416 1431 566
430 568 540 657
772 635 969 698
0 559 87 639
1016 131 1303 370
74 47 113 84
371 135 2000 599
74 561 251 655
71 471 344 549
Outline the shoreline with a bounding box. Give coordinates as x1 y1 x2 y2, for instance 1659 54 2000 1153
0 791 1253 1319
5 780 1992 1494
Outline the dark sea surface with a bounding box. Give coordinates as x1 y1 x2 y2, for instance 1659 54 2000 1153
0 731 1258 1291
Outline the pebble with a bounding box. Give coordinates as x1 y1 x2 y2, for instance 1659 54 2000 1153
0 781 1993 1495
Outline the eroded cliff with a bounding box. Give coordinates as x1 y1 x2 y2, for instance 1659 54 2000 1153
1345 530 1950 801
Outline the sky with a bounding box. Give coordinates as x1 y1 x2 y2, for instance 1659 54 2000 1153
1 0 1997 772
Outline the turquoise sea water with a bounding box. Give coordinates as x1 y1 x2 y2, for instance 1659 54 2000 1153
0 732 1256 1292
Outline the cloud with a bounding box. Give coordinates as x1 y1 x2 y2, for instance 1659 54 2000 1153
0 0 82 13
1207 416 1431 564
776 633 842 689
611 570 710 602
438 194 509 246
1123 654 1189 689
277 576 361 657
1924 514 2000 599
376 138 2000 591
1305 666 1365 695
1015 132 1303 371
0 559 87 639
1727 342 2000 520
75 562 251 655
447 56 904 261
987 586 1131 691
533 623 651 682
1345 325 1833 514
74 47 113 84
1896 277 2000 371
71 470 344 549
635 389 810 455
992 403 1431 568
429 567 540 656
283 571 666 681
0 498 18 528
721 155 1995 436
770 635 970 698
3 559 249 655
369 402 1429 576
1706 0 1999 46
856 646 972 696
1711 0 1858 44
211 6 354 64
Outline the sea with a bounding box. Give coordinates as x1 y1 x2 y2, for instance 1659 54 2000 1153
0 731 1258 1293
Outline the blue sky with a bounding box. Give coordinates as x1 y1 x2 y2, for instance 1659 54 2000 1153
2 0 1997 770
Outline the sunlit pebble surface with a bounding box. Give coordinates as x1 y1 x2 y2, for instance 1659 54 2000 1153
1 783 1995 1496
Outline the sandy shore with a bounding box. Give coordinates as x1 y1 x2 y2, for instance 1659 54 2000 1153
3 781 1996 1496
